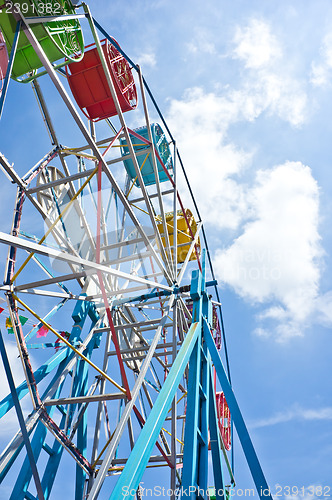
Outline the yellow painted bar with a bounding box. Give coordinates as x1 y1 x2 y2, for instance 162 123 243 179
91 429 116 470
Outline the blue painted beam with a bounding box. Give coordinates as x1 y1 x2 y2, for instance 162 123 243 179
109 280 218 308
41 413 66 499
182 256 213 498
0 350 75 483
0 298 97 419
0 329 45 500
10 376 66 500
0 347 69 419
0 321 99 483
1 301 97 494
75 356 90 500
181 267 203 496
109 321 201 499
37 303 96 499
8 312 90 498
10 422 47 500
70 336 96 500
203 318 273 500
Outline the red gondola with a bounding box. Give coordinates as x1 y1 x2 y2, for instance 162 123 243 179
216 391 231 450
66 38 137 121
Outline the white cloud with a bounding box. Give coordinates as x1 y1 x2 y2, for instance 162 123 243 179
214 161 322 340
231 19 307 127
313 291 332 325
166 88 319 341
164 20 318 341
186 29 216 55
310 33 332 87
232 18 281 69
228 75 307 127
136 52 157 69
166 87 251 230
251 405 332 429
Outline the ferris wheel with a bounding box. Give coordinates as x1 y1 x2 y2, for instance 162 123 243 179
0 2 272 499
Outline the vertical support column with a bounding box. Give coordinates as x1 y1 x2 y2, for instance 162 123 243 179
198 285 213 494
197 344 209 496
182 253 217 499
41 414 67 499
70 299 97 499
88 330 112 495
171 142 179 498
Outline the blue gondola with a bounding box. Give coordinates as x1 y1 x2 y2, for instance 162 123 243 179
121 123 173 187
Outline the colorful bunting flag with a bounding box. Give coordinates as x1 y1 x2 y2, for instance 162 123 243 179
37 324 49 338
6 315 28 334
19 316 28 326
0 307 4 314
6 317 14 334
55 331 70 351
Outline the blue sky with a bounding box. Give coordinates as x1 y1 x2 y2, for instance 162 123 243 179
0 0 332 498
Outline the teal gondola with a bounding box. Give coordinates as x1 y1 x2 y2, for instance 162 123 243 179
120 123 173 187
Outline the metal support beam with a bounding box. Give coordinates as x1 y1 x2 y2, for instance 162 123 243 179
0 231 172 292
0 302 100 484
26 168 96 195
43 393 126 406
130 188 174 204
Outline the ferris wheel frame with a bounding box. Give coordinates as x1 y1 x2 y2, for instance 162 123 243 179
0 2 272 500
